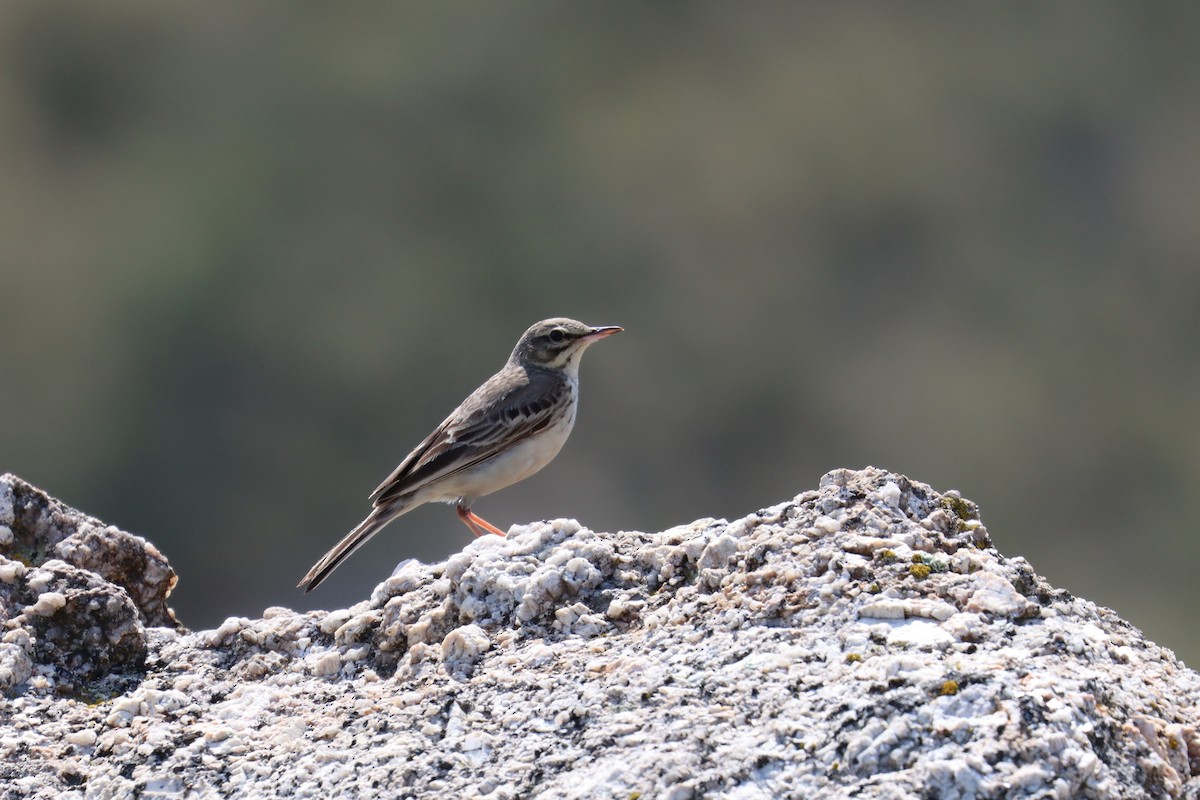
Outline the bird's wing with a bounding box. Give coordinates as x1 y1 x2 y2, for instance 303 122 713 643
369 368 571 505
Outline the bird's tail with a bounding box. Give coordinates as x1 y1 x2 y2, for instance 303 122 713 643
298 496 414 593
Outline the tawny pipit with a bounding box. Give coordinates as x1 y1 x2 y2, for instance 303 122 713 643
298 318 622 592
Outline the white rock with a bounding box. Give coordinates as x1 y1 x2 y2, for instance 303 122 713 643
0 643 33 690
873 481 903 508
64 729 98 747
24 591 67 617
883 618 955 648
0 558 24 583
966 571 1030 617
442 624 492 672
813 515 841 534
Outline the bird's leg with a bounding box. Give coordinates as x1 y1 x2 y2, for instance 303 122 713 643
456 504 507 537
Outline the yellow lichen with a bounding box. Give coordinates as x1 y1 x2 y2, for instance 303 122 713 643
941 496 974 520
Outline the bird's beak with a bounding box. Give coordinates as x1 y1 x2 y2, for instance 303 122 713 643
584 325 623 341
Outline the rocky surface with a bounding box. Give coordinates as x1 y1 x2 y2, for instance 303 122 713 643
1 475 180 702
1 468 1198 799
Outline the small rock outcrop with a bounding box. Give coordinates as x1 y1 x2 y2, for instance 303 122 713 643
1 468 1198 799
0 474 180 699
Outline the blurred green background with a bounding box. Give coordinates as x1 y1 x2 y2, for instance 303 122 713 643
1 4 1197 663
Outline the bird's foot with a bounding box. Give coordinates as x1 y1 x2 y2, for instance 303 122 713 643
457 505 507 537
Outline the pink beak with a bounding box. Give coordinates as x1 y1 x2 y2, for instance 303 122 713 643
584 325 623 341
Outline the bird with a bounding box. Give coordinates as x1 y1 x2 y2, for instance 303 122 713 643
298 317 622 592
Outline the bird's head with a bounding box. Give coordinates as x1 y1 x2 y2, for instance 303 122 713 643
512 318 622 376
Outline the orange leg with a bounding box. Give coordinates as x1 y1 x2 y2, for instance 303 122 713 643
456 505 507 537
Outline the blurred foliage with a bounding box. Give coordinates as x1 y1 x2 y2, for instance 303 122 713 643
1 3 1198 662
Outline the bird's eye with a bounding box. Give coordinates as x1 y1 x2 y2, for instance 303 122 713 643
548 328 566 344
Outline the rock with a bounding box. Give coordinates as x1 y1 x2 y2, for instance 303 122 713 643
0 474 181 698
12 559 148 696
0 474 180 628
2 467 1199 799
52 524 179 629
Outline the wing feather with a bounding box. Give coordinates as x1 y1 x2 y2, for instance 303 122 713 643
369 367 569 505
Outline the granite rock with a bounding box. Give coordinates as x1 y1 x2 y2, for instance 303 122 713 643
2 468 1198 799
0 474 179 629
0 475 181 698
